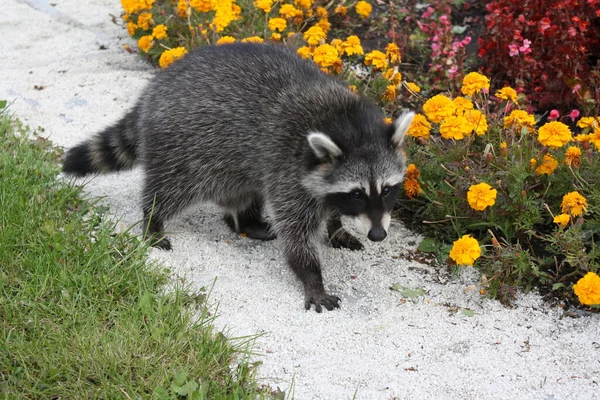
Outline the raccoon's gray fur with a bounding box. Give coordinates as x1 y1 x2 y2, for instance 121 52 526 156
63 43 414 312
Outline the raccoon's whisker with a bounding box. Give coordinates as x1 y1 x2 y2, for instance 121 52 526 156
327 226 346 244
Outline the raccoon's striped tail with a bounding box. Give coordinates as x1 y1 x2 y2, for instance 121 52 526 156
62 110 139 176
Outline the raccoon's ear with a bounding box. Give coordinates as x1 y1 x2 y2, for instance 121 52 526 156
391 110 415 148
307 132 343 161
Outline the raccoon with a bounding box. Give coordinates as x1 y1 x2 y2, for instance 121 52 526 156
63 43 414 312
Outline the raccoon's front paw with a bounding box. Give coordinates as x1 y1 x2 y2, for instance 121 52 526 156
304 290 341 313
330 230 364 251
149 235 172 251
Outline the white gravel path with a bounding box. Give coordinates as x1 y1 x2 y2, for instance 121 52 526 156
2 1 599 398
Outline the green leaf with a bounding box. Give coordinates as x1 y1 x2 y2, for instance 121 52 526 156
462 309 476 317
451 25 468 34
0 100 7 110
139 291 154 316
552 283 566 291
418 237 440 253
172 372 188 387
390 284 426 298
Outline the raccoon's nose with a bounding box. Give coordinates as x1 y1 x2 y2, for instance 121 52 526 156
367 227 387 242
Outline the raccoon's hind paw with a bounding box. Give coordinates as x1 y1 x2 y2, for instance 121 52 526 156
148 235 172 251
223 214 276 241
304 291 341 313
329 230 364 251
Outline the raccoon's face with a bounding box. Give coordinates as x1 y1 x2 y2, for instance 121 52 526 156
302 110 415 242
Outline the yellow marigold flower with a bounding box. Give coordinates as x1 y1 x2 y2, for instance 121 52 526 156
530 158 537 168
382 85 396 102
384 68 401 85
176 0 189 17
384 117 392 124
271 32 282 40
268 17 287 32
121 0 155 14
406 82 421 93
561 191 588 217
423 94 455 123
127 22 137 36
158 46 187 69
576 129 600 150
406 164 420 179
329 38 343 53
495 86 518 102
312 44 340 68
576 116 600 129
316 6 328 18
499 141 508 156
440 115 472 140
122 13 131 21
137 35 154 53
538 121 573 149
364 50 388 71
316 18 331 34
137 12 153 30
404 178 422 199
504 109 536 131
190 0 212 12
407 114 431 139
279 4 302 18
152 24 167 40
452 97 474 115
467 182 497 211
241 36 264 43
461 72 490 96
564 146 582 167
348 85 357 93
535 154 558 176
210 0 241 33
449 235 481 266
553 213 570 228
216 36 236 45
335 5 347 15
464 109 488 136
573 272 600 306
254 0 273 12
297 46 313 59
355 1 372 18
303 26 326 46
294 0 313 9
385 43 401 64
342 35 364 56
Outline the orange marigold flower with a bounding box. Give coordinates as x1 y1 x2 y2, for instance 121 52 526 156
406 164 420 179
268 17 287 32
535 154 558 176
561 191 588 217
573 272 600 306
530 158 537 168
452 97 474 115
241 36 264 43
385 43 401 63
121 0 155 14
348 85 357 93
158 46 187 69
384 117 392 124
553 213 570 228
467 182 497 211
423 94 455 123
404 178 422 199
449 235 481 266
406 114 431 139
216 36 236 45
504 110 536 131
127 22 137 36
279 4 302 18
538 121 573 149
384 68 402 85
254 0 273 12
464 109 488 136
382 85 396 102
294 0 313 9
564 146 582 167
152 24 168 39
304 25 326 46
137 12 153 30
334 5 347 15
342 35 364 56
297 46 313 59
499 141 508 156
461 72 490 96
364 50 388 70
406 82 421 93
355 1 372 18
312 44 340 67
137 35 154 53
495 86 518 102
316 6 328 18
176 0 189 17
190 0 212 12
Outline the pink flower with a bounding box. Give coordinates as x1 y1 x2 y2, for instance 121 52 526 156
568 27 577 36
548 109 560 120
572 84 581 94
569 109 580 122
517 14 525 23
460 36 472 46
422 6 434 18
519 39 532 54
509 43 519 57
540 17 551 32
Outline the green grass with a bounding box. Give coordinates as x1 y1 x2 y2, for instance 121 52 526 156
0 106 269 399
